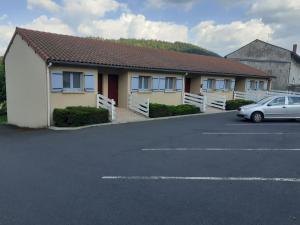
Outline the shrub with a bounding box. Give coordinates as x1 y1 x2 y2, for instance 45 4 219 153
0 101 6 116
149 103 200 118
225 99 255 110
53 106 109 127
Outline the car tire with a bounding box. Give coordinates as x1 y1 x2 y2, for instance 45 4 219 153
251 112 263 123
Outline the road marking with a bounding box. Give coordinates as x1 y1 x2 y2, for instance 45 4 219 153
227 123 300 126
141 148 300 151
102 176 300 183
202 132 286 135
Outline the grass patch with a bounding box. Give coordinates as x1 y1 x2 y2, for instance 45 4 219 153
0 115 7 124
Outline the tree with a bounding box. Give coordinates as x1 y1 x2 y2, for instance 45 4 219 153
0 57 6 102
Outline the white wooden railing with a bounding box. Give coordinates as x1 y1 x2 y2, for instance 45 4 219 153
234 91 266 102
204 93 226 110
183 93 206 112
234 90 300 102
128 93 150 117
97 94 116 121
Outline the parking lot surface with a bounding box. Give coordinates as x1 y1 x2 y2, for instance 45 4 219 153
0 112 300 225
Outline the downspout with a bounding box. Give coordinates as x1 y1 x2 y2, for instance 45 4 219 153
46 62 52 127
183 72 188 104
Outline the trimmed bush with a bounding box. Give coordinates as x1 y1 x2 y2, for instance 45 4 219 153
53 106 109 127
0 101 6 116
149 103 200 118
225 99 255 110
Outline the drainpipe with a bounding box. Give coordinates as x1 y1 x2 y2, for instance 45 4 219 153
46 62 52 127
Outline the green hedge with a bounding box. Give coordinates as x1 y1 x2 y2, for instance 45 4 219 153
149 103 200 118
0 101 6 116
53 106 109 127
225 99 255 110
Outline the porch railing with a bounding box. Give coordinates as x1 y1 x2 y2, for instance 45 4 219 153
128 93 150 117
97 94 116 121
204 93 226 110
183 92 206 112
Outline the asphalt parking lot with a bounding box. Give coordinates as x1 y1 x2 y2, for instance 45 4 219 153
0 112 300 225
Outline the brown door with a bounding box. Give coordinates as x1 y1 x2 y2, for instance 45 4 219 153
98 73 103 94
108 75 118 105
185 78 191 93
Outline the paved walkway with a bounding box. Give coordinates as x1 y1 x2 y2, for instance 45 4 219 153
204 106 225 114
115 108 147 123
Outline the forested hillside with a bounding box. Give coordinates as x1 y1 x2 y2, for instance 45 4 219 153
114 39 220 57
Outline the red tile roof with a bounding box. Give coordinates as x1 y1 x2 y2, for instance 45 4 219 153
6 27 270 78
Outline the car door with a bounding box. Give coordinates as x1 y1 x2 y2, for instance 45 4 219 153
264 96 288 118
286 96 300 118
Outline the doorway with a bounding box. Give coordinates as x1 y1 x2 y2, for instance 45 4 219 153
185 78 191 93
108 75 118 105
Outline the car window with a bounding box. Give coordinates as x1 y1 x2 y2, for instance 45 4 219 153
269 97 286 106
288 96 300 105
257 96 273 105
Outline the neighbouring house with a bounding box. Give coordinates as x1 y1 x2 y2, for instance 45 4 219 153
226 39 300 91
4 28 272 128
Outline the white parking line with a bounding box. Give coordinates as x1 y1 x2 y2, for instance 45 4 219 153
202 132 287 135
227 123 300 126
141 148 300 151
102 176 300 183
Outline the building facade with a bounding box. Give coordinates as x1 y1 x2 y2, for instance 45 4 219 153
226 39 300 91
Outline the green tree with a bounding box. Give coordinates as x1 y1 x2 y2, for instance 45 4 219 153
0 57 6 102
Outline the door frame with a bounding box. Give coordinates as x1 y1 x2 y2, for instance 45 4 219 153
108 74 119 106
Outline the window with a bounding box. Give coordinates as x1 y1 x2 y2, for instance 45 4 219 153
139 76 151 91
224 80 231 90
288 97 300 105
250 80 257 90
216 80 225 90
269 97 286 106
63 72 82 91
207 79 215 90
259 81 265 90
165 77 175 91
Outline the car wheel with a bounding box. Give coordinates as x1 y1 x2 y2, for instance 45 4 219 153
251 112 263 123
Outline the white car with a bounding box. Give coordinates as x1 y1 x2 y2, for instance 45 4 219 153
237 95 300 122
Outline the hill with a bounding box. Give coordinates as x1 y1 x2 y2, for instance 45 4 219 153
113 39 219 57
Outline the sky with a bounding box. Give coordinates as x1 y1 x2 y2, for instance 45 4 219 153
0 0 299 56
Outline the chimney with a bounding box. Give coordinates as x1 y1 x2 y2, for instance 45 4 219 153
293 44 297 53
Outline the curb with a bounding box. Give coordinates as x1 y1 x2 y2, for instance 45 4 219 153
49 110 236 131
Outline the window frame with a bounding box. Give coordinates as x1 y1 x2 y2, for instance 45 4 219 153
268 97 286 106
62 71 83 92
138 76 151 92
165 77 176 92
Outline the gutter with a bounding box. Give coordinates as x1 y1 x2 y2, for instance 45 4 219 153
46 62 52 127
50 60 274 79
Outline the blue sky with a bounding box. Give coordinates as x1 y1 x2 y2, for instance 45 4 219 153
1 0 300 56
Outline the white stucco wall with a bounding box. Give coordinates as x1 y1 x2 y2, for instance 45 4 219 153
5 34 48 128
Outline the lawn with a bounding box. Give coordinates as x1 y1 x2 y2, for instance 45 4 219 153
0 115 7 124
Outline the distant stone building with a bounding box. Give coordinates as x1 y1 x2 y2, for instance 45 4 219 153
226 40 300 91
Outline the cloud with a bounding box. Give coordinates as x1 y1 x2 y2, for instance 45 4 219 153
146 0 200 10
0 14 8 21
78 13 188 42
248 0 300 50
27 0 60 12
24 15 74 35
191 19 273 55
63 0 127 19
0 24 15 55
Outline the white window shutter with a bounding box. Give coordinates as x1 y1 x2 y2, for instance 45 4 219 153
84 74 95 92
202 80 208 90
159 77 165 91
264 81 268 90
131 75 139 92
246 80 251 90
51 72 63 92
152 77 159 91
176 78 183 91
231 80 235 90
